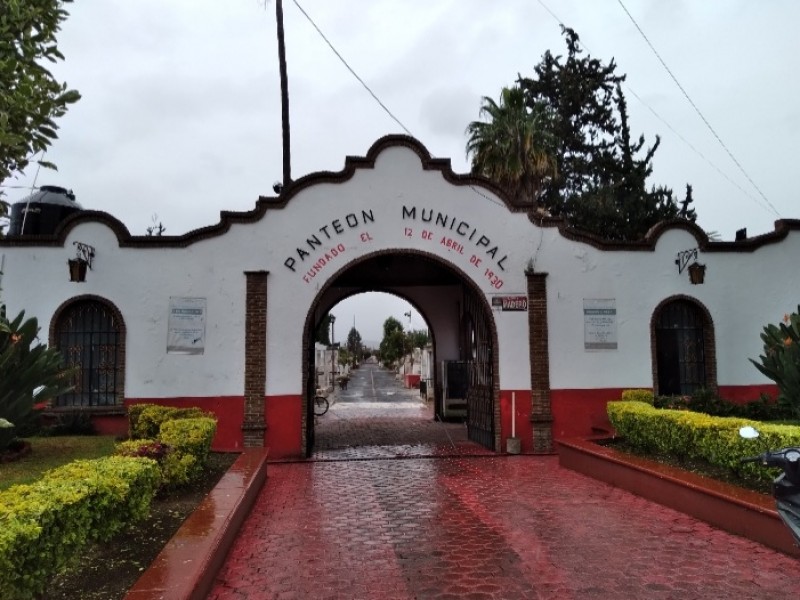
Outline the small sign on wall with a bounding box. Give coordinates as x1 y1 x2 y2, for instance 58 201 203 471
491 295 528 312
167 297 206 355
584 298 617 350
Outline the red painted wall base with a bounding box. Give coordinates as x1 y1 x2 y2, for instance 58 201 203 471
88 384 780 457
264 395 303 459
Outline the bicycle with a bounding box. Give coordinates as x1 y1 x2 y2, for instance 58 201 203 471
313 393 329 416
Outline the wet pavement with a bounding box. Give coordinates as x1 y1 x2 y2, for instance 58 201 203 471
311 363 492 461
209 365 800 599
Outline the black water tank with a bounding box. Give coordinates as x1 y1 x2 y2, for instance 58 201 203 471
7 186 83 236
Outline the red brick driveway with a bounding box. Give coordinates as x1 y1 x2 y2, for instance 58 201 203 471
210 368 800 599
211 457 800 599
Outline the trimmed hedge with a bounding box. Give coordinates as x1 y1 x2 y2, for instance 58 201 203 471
128 404 208 440
159 417 217 485
115 417 217 488
620 389 654 405
0 456 160 600
607 401 800 484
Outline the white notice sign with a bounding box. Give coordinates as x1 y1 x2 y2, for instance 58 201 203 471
584 298 617 350
167 297 206 354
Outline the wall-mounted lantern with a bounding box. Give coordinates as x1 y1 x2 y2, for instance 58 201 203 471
688 262 706 285
675 247 706 284
68 241 95 282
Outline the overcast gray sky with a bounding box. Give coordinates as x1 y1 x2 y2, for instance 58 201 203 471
5 0 798 342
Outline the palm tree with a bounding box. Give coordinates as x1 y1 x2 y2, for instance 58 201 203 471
466 85 557 212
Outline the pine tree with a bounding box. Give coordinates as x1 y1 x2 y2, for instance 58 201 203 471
512 26 696 240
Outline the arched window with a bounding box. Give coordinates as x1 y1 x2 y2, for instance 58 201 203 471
653 298 714 396
51 297 125 408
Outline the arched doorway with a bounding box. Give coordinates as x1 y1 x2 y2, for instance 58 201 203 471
652 296 716 396
302 250 499 456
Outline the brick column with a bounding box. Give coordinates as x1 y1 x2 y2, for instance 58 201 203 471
527 271 554 453
242 271 268 447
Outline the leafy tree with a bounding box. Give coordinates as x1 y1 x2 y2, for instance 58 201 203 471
0 0 81 220
337 348 351 368
466 85 557 210
0 311 74 450
346 326 362 358
315 314 332 346
408 329 430 350
473 26 696 240
382 316 403 338
379 317 406 365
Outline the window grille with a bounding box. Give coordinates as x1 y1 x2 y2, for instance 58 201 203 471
655 300 706 396
55 300 122 407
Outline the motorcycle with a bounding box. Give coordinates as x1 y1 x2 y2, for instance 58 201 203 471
739 426 800 546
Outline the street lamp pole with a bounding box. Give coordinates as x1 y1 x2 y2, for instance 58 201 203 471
329 315 336 389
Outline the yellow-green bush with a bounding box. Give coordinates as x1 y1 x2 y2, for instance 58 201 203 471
0 456 159 600
607 401 800 483
161 453 199 488
159 417 217 482
621 389 654 405
116 417 217 488
128 404 208 440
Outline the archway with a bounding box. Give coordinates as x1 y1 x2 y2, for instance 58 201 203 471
49 295 127 408
301 249 500 456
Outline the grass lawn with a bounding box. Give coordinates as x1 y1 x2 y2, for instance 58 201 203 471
0 436 118 491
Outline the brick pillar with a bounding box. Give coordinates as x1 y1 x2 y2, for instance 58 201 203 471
242 271 268 447
527 271 554 453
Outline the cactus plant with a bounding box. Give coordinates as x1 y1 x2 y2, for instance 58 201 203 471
0 311 75 450
750 306 800 419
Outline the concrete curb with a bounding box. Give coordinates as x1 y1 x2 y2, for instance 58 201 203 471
125 448 270 600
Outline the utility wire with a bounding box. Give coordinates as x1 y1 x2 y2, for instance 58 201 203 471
535 0 778 217
291 0 412 136
616 0 780 217
290 0 510 211
625 87 775 214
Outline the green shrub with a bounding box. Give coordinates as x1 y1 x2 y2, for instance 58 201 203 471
750 307 800 419
0 456 159 599
654 389 795 421
115 438 195 489
159 417 216 482
128 404 207 440
118 416 217 489
0 311 75 451
621 389 654 405
41 410 96 437
115 439 169 461
161 452 198 488
607 400 800 484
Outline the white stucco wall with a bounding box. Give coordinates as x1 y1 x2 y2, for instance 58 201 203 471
1 139 797 399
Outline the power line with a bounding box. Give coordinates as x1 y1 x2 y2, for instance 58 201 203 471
624 86 775 214
534 0 779 217
616 0 780 217
290 0 412 136
289 0 511 211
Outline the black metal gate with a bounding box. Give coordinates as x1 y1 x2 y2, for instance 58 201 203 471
305 333 317 456
463 287 495 450
655 300 706 395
